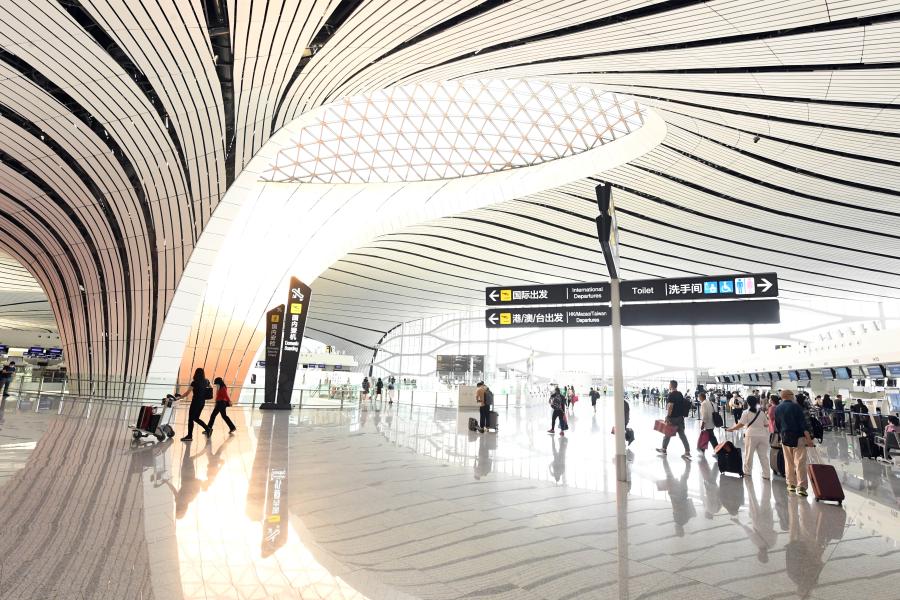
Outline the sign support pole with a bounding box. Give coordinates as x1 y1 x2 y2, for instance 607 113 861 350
611 278 628 482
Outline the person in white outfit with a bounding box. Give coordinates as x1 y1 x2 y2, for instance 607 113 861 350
697 392 719 453
727 395 770 478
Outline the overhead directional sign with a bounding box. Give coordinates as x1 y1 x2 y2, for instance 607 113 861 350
620 272 778 302
485 282 610 306
485 305 612 328
486 299 780 328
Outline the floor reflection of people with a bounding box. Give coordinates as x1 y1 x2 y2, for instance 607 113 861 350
549 435 568 484
784 496 828 597
168 441 205 518
202 436 232 491
660 458 695 536
719 473 745 516
697 455 722 518
733 478 777 563
474 435 492 480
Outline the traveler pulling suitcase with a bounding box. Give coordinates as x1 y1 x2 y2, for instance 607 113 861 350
807 449 844 505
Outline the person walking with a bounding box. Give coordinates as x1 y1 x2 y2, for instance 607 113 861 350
547 386 566 436
0 360 17 397
821 394 833 419
589 387 600 413
767 395 780 433
727 396 770 478
387 376 395 404
475 381 488 432
697 392 719 455
375 377 384 402
657 380 691 459
833 394 845 429
207 377 237 435
775 390 814 496
178 368 212 442
361 377 370 405
730 393 745 425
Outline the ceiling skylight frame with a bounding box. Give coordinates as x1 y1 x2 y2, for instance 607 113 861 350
262 80 646 185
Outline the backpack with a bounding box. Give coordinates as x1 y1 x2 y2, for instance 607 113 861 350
669 392 688 417
712 411 724 428
810 415 824 441
484 388 494 408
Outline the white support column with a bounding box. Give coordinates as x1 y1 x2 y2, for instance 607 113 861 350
611 278 627 482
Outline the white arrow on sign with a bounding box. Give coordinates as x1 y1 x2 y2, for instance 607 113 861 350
758 278 773 293
488 313 498 325
489 290 499 301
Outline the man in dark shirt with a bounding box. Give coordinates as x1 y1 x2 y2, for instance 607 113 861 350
589 387 600 413
657 380 691 459
775 390 813 496
0 360 16 397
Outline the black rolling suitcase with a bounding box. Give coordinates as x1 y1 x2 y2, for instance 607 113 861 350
486 411 499 431
715 440 743 477
858 435 877 459
770 446 785 478
468 417 478 432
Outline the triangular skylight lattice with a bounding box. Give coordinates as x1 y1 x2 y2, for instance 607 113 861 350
262 80 645 185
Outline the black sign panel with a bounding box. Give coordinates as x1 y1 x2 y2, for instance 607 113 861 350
275 277 311 407
620 273 778 302
436 354 485 373
486 299 780 328
485 305 612 328
622 298 780 326
263 305 284 407
485 282 610 306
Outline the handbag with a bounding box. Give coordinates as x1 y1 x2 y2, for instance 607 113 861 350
769 431 782 448
560 414 569 431
697 429 711 450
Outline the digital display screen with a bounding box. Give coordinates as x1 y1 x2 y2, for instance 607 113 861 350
788 371 799 381
0 345 8 354
27 346 44 356
886 364 900 377
798 369 812 380
834 367 852 380
888 392 900 412
770 372 781 381
46 348 62 357
821 368 834 380
436 355 485 373
867 365 886 377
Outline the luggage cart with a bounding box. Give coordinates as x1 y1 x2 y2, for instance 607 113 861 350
130 395 177 442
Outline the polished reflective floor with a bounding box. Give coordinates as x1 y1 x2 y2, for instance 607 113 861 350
0 394 898 599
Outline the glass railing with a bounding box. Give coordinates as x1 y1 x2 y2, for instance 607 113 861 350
1 374 541 411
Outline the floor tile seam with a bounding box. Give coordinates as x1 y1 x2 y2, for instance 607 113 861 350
302 493 447 520
519 557 621 591
312 509 480 546
428 543 611 580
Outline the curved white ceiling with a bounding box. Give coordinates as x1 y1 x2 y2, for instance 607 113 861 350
261 80 646 184
0 0 898 386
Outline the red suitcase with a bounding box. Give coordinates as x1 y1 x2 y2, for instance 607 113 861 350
808 463 844 505
654 419 676 436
